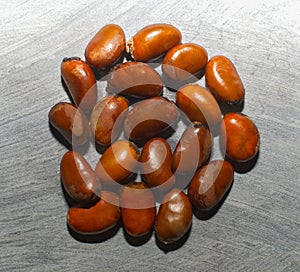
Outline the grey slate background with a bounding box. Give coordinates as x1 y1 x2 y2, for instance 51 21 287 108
0 0 299 271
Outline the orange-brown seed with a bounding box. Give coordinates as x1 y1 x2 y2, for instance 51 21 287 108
61 150 101 203
205 55 245 105
126 23 181 62
220 113 260 162
140 138 175 190
121 182 156 237
90 95 129 146
188 160 234 210
48 102 90 146
107 62 163 99
67 191 120 235
85 24 125 69
61 57 97 113
162 43 208 82
95 140 139 185
176 84 222 135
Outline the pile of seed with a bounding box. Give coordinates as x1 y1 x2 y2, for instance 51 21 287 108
49 23 260 248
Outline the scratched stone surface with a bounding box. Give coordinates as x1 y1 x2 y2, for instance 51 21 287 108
0 0 299 271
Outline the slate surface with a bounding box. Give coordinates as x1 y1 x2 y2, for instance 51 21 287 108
0 0 299 271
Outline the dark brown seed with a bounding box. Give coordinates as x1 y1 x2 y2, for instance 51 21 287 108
172 122 212 174
155 189 192 244
188 160 234 210
140 138 175 190
124 97 179 143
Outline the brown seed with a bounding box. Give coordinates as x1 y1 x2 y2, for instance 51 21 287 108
126 23 181 62
85 24 125 69
172 122 212 174
120 182 156 237
188 160 234 210
162 43 208 82
107 62 163 99
176 84 222 135
61 150 101 203
90 95 129 146
205 55 245 105
67 191 120 235
155 189 192 244
48 102 90 146
124 97 179 143
61 57 97 113
140 138 175 190
95 140 139 185
220 113 260 162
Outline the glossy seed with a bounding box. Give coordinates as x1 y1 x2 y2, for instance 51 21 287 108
90 95 129 146
220 113 260 162
107 62 163 99
155 189 192 244
172 122 212 174
124 97 179 143
120 182 156 237
140 138 175 190
126 23 181 62
48 102 90 146
95 140 139 185
176 84 222 135
85 24 125 69
162 43 208 82
61 57 97 113
205 55 245 105
61 150 101 203
188 160 234 210
67 191 120 235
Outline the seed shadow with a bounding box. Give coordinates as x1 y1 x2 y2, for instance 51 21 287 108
155 224 192 253
94 142 110 154
173 152 212 190
219 99 244 115
89 135 110 155
88 54 125 81
144 181 176 204
61 76 75 105
162 67 206 92
60 177 99 208
192 179 234 220
123 227 154 246
100 173 138 193
125 52 163 68
128 125 178 148
67 221 121 244
48 121 90 154
225 150 260 174
174 172 196 191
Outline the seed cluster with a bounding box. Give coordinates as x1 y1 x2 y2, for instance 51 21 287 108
49 23 260 248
